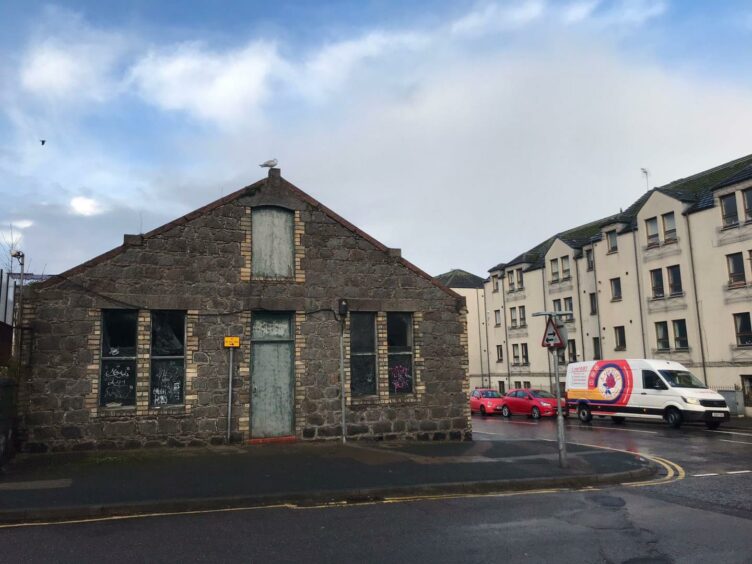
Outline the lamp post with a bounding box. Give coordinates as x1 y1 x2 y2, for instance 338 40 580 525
10 250 24 363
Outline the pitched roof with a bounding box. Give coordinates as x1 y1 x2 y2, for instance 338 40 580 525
37 170 461 300
434 269 485 289
488 153 752 273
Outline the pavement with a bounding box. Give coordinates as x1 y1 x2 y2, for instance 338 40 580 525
0 438 657 524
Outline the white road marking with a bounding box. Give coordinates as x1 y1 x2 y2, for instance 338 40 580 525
0 479 72 491
582 426 658 435
705 430 752 437
726 470 752 474
692 473 719 477
720 439 752 445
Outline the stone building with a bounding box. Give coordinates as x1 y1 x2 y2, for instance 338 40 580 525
18 168 470 451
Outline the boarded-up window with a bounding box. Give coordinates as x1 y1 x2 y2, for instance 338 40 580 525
150 311 186 407
101 310 137 407
387 312 413 394
350 313 377 396
252 207 294 278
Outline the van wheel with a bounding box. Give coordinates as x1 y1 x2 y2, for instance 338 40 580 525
705 421 721 430
501 405 510 417
577 404 592 423
611 416 625 424
531 407 540 419
666 407 683 429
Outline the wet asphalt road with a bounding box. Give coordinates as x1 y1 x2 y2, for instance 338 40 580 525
3 416 752 563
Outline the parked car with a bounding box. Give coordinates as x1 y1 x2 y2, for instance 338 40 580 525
565 359 730 429
469 388 506 416
0 378 17 464
500 388 567 419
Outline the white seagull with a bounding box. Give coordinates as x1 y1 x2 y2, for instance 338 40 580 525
259 158 278 168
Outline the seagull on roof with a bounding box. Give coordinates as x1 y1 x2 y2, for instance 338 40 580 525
259 158 278 168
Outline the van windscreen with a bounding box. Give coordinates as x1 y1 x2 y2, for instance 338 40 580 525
659 370 706 389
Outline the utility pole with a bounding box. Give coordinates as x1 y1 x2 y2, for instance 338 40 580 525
11 250 24 364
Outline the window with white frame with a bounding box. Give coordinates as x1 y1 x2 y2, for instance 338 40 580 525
662 212 676 242
673 319 688 349
518 306 526 327
550 259 559 282
510 307 517 327
645 217 659 247
496 345 503 361
606 230 618 253
563 297 573 321
667 265 683 295
721 193 739 228
516 269 524 289
553 299 562 313
508 271 515 292
521 343 529 365
492 276 499 292
585 248 594 271
610 277 622 301
744 189 752 223
734 313 752 346
614 326 626 351
567 339 577 363
512 344 520 365
655 321 669 351
561 256 570 279
650 268 664 298
494 309 501 326
727 252 746 286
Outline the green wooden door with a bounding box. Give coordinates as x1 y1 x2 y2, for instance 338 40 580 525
251 312 294 438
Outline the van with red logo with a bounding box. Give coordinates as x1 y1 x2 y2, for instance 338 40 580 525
565 359 730 429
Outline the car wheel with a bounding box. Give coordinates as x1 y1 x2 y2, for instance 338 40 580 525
531 406 540 419
501 405 510 417
577 404 592 423
666 407 682 429
480 405 487 417
706 421 721 430
611 416 626 424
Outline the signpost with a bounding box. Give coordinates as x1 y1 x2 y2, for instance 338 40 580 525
224 336 241 442
533 311 570 468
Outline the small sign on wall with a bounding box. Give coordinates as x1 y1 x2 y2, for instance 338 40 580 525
224 336 240 348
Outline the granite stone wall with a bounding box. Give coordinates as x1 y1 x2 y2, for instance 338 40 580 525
19 170 470 451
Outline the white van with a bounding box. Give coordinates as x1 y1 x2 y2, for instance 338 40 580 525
565 359 730 429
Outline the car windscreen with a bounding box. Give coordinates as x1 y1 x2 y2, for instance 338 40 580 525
530 390 555 398
659 370 706 389
481 391 502 398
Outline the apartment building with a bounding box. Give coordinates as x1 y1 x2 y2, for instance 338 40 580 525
435 269 489 389
484 154 752 416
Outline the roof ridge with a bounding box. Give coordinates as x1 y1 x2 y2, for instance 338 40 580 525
658 153 752 190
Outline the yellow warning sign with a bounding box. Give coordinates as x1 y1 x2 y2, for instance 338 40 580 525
224 336 240 348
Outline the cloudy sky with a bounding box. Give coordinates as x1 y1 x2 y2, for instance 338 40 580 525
2 1 752 278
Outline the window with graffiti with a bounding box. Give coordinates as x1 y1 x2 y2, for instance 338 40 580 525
150 310 186 407
387 312 413 394
100 310 138 407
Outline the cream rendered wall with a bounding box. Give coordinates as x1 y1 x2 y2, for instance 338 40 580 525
592 223 645 359
544 239 583 366
453 287 490 390
484 272 508 392
688 178 752 407
577 244 602 361
505 264 550 390
635 191 704 372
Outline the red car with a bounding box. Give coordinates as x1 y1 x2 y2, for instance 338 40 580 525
469 388 506 416
500 389 567 419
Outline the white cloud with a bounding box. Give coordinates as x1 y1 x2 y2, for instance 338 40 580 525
598 0 666 26
129 41 284 126
451 1 547 36
70 197 105 216
561 1 601 24
9 220 33 229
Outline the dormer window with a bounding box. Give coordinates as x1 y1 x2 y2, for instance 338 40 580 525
606 230 618 253
720 194 739 228
561 256 570 279
645 217 659 248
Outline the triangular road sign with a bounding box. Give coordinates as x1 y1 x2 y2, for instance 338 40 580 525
541 317 565 348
